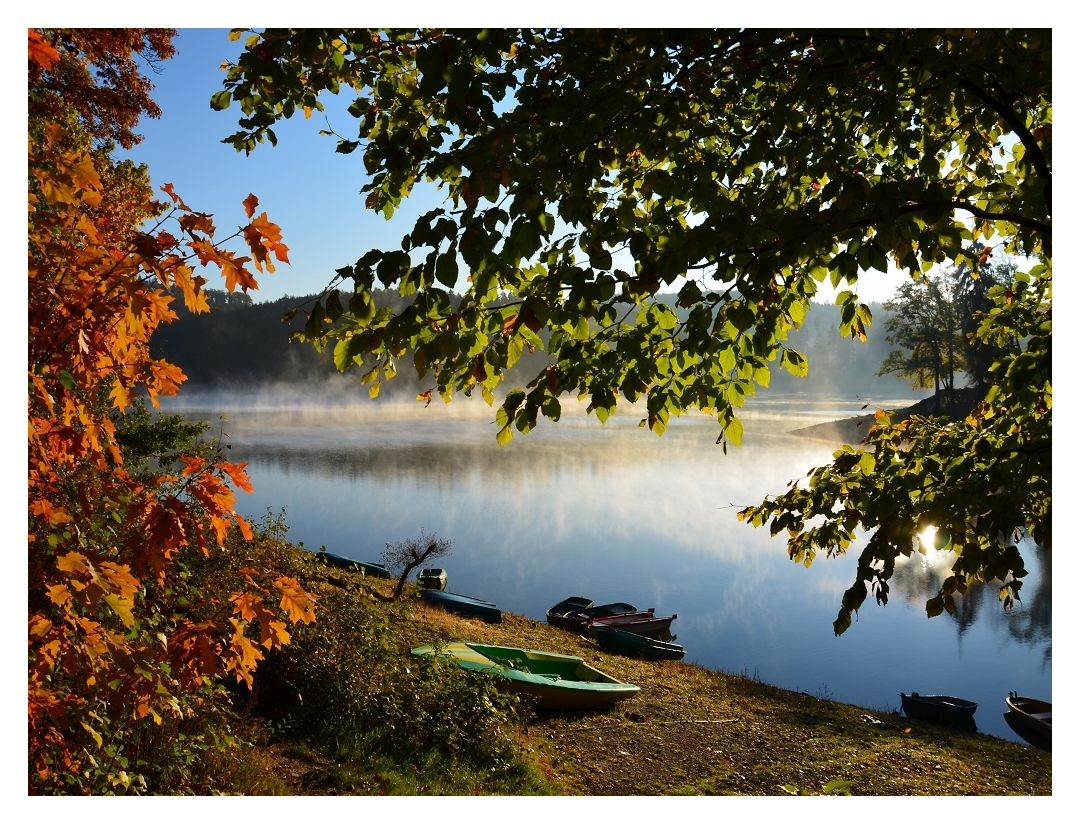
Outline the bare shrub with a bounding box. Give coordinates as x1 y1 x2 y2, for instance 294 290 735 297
381 528 453 600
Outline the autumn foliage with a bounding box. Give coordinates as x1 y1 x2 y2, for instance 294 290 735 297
28 29 312 793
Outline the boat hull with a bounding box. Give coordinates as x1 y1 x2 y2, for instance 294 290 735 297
588 612 676 639
316 552 391 577
900 693 977 727
420 589 502 623
546 597 593 629
590 625 685 661
555 602 638 632
1004 694 1051 749
411 642 640 710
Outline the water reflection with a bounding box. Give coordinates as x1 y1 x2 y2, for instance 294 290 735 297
890 545 1052 667
170 399 1051 747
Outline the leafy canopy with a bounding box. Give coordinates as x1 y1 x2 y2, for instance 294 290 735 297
216 29 1050 632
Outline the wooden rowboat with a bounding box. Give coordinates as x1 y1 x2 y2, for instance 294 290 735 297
899 692 977 726
411 642 640 710
1004 693 1051 749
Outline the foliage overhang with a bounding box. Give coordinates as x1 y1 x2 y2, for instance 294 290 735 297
216 28 1050 632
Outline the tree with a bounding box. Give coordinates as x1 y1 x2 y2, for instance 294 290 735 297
28 29 312 793
947 244 1017 391
381 529 453 600
215 29 1050 633
875 273 964 411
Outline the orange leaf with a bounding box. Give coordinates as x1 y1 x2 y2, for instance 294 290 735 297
160 183 190 211
261 620 290 649
275 577 317 624
28 30 60 71
243 193 259 219
219 460 254 494
178 212 216 236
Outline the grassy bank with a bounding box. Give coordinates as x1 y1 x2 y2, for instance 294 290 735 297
200 530 1050 796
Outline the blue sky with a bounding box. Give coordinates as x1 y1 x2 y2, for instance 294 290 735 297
123 28 920 306
120 29 450 304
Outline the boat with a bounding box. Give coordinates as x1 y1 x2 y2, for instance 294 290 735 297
1004 693 1051 749
899 692 978 726
546 596 594 629
587 610 677 640
419 589 502 623
316 552 392 578
556 601 639 632
410 641 640 710
590 625 686 661
417 568 447 590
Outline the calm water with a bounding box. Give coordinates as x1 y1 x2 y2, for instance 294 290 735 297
169 394 1051 745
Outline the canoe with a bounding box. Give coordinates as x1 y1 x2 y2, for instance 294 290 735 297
590 625 686 661
900 692 978 726
411 641 640 710
418 568 447 591
316 552 392 577
557 601 638 632
588 611 677 640
1004 693 1051 748
420 589 502 623
546 596 594 629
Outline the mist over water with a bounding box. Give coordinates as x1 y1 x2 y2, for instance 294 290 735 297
162 391 1051 746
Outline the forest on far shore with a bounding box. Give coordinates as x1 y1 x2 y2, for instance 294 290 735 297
151 289 927 403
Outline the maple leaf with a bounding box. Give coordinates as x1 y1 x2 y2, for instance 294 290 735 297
179 212 216 237
56 552 90 575
218 460 254 494
261 620 290 649
243 193 259 218
103 594 135 628
28 29 61 71
29 614 53 642
275 577 317 624
226 619 264 687
160 183 190 211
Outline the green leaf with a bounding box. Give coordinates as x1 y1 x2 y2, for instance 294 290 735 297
719 347 736 373
725 416 744 448
210 90 233 111
333 338 351 372
496 424 514 445
436 250 459 288
858 451 876 475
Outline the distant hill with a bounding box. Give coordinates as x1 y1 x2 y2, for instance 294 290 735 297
151 289 925 404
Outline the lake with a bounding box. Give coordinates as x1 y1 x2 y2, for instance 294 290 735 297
167 392 1052 746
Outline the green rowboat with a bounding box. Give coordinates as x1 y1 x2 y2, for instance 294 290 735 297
410 642 640 710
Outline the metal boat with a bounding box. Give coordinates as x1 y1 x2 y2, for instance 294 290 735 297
1004 692 1051 749
899 692 977 726
419 589 502 623
590 625 686 661
417 568 447 590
